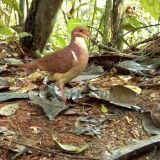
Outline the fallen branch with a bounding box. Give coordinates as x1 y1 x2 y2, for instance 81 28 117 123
138 83 160 88
12 141 100 160
101 135 160 160
90 39 139 59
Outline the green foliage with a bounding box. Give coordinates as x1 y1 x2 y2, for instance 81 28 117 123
0 21 14 36
140 0 160 20
1 0 160 53
2 0 21 16
18 32 32 38
0 5 9 16
49 18 88 51
51 34 66 49
122 16 143 31
70 2 91 17
67 18 88 32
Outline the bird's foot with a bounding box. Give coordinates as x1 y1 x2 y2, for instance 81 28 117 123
58 95 68 102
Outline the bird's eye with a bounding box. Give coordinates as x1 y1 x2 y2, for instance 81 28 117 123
79 29 83 32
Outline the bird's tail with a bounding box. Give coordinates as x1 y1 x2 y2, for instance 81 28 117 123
19 62 37 74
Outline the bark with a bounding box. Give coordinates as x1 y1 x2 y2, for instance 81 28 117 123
21 0 63 58
103 0 113 45
19 0 25 25
111 0 125 50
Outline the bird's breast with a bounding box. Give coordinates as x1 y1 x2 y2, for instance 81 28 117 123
52 43 89 84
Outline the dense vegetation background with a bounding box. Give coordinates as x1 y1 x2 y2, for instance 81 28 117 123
1 0 160 57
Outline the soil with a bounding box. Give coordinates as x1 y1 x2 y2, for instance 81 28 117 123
0 73 160 160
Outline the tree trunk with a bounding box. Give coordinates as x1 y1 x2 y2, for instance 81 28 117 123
19 0 25 25
103 0 113 46
111 0 125 50
21 0 63 58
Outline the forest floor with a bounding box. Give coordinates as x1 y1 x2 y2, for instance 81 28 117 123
0 71 160 160
0 43 160 160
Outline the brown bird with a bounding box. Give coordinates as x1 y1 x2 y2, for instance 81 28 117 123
21 26 89 101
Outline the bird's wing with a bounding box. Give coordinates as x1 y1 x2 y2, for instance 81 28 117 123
34 47 77 73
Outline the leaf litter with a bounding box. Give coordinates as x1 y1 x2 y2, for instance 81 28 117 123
0 46 160 159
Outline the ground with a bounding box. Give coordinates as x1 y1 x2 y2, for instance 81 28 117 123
0 73 159 160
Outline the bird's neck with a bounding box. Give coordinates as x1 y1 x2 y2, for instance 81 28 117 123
70 36 88 50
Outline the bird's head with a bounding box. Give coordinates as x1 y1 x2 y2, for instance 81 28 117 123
71 26 89 39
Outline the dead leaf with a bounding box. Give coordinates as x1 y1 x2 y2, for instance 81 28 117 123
48 84 85 100
72 62 104 82
0 103 19 116
17 83 38 93
142 112 160 135
28 91 68 120
4 58 23 65
0 126 16 136
75 116 101 136
124 85 142 94
116 60 153 73
0 77 9 89
52 134 90 154
107 85 142 111
100 104 109 113
0 92 28 102
88 85 142 112
101 134 160 160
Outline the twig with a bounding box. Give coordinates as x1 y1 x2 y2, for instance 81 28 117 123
129 32 160 48
12 141 100 160
99 112 123 125
138 83 160 88
90 39 139 59
88 25 103 37
16 42 26 56
11 146 29 160
122 23 160 37
90 38 119 52
61 9 68 25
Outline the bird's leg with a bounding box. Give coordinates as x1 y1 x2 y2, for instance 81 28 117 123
56 83 67 102
42 76 49 85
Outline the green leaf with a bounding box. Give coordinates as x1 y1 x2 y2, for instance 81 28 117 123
18 32 32 38
71 2 91 16
2 0 21 16
140 0 160 20
67 18 88 33
0 91 28 102
122 16 143 31
28 91 68 120
52 134 90 154
0 5 9 16
127 17 142 28
100 104 108 113
0 103 19 116
52 34 66 48
0 21 14 35
121 23 136 31
95 6 105 13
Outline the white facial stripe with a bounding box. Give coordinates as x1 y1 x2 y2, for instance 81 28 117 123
71 51 78 62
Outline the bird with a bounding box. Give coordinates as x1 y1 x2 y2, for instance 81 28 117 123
20 26 89 101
